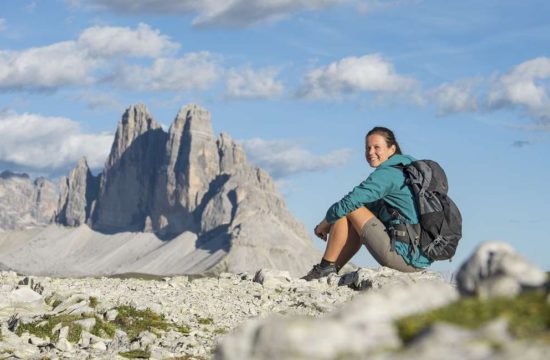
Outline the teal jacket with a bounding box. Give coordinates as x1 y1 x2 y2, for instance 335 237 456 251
325 154 432 268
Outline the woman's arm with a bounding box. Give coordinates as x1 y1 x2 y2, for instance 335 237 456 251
314 218 331 241
325 168 392 224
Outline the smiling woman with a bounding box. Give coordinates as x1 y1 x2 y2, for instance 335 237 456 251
302 126 433 280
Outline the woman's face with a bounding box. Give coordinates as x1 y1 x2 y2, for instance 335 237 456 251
365 134 396 168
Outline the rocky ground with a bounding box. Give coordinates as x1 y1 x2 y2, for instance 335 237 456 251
1 241 549 360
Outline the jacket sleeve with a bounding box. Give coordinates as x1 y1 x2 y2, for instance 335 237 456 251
325 167 393 224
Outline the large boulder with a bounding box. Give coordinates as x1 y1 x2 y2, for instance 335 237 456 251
456 241 547 298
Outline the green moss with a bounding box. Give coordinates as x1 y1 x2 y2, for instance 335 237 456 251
213 328 227 335
91 316 117 338
177 325 191 335
16 314 83 343
89 297 99 308
197 317 213 325
119 350 151 359
114 305 170 340
396 290 550 344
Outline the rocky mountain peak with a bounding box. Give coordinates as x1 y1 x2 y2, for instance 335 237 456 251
160 103 221 217
217 132 247 175
51 103 319 275
106 103 161 169
55 157 98 227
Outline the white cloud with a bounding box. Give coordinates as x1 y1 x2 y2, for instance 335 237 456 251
0 110 113 171
115 52 221 91
430 80 480 115
242 138 352 178
488 57 550 120
0 23 206 92
0 42 98 90
225 66 284 99
297 54 416 100
76 0 348 27
78 23 179 58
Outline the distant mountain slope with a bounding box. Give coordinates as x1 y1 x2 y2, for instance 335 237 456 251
0 171 57 231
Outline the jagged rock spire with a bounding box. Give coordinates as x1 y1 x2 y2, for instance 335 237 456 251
165 104 220 211
92 104 167 232
55 157 97 227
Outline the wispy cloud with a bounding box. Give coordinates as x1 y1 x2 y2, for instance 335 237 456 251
242 138 352 178
422 57 550 129
429 79 480 115
297 54 416 100
75 91 124 111
0 110 113 172
192 0 348 28
113 52 221 92
78 23 180 58
488 57 550 121
225 66 284 100
0 18 6 32
73 0 349 28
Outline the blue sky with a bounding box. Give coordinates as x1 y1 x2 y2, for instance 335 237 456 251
1 0 549 271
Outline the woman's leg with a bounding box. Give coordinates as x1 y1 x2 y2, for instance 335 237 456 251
322 218 362 269
345 207 420 273
323 207 374 263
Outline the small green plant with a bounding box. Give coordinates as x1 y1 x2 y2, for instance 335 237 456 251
213 328 227 335
89 297 99 308
177 325 191 335
91 316 117 338
396 290 550 344
119 350 151 359
16 314 84 343
197 317 213 325
114 305 170 340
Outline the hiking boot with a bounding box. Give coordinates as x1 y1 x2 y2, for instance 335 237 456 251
301 263 337 281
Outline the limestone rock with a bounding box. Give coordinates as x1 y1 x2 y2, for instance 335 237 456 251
55 157 98 227
0 287 49 317
93 104 166 232
0 171 57 231
456 241 547 297
340 266 448 290
215 281 459 359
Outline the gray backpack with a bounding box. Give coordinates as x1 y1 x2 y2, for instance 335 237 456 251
393 160 462 261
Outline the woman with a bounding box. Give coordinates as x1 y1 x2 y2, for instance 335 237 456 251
302 126 432 281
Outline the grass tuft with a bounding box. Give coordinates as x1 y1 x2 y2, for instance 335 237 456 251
89 297 99 308
119 350 151 359
197 317 213 325
114 305 170 340
15 314 84 343
396 290 550 344
91 315 117 338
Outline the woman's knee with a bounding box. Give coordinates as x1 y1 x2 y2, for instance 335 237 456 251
346 207 375 234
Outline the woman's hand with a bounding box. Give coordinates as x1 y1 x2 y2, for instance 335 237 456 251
314 219 331 241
